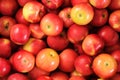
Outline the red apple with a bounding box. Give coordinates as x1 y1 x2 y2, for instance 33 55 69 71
109 10 120 32
29 23 46 39
70 3 94 25
67 24 89 43
41 0 63 9
74 54 93 76
90 8 108 27
0 0 19 16
36 75 52 80
59 48 78 72
89 0 111 9
11 49 35 73
18 0 36 7
7 73 29 80
0 16 16 37
40 13 63 36
10 24 31 45
98 25 119 46
23 38 46 56
23 1 46 23
36 48 59 72
71 0 89 6
50 71 69 80
82 34 104 56
15 8 30 26
0 57 11 77
92 53 118 79
69 76 86 80
47 31 69 51
108 0 120 11
58 7 73 28
0 38 11 58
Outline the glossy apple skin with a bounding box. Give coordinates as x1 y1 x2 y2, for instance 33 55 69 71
71 0 89 6
109 10 120 32
47 31 69 51
41 0 63 9
29 23 45 39
82 34 104 56
74 55 93 76
98 25 119 47
111 50 120 72
18 0 36 7
11 49 35 73
0 57 11 77
36 75 52 80
0 38 11 58
67 24 88 43
59 49 78 72
108 0 120 11
23 38 46 56
0 0 19 16
7 73 29 80
10 24 31 45
92 53 118 79
0 16 16 37
15 8 30 26
70 3 94 25
40 13 63 36
90 8 108 27
89 0 111 9
23 1 46 23
69 76 86 80
58 7 73 28
50 71 69 80
36 48 59 72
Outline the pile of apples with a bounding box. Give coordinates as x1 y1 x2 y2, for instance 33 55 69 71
1 0 120 80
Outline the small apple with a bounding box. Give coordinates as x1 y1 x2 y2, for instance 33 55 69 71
89 0 111 9
40 13 63 36
10 24 31 45
59 48 78 72
82 34 104 56
23 1 46 23
92 53 118 79
0 16 16 37
70 3 94 25
36 48 59 72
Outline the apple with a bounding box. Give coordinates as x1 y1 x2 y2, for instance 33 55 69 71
0 57 11 77
23 1 46 23
98 25 119 46
69 76 86 80
59 48 78 72
0 38 11 58
15 8 30 26
50 71 69 80
23 38 46 56
29 23 46 39
0 16 16 37
18 0 36 7
47 31 69 51
90 8 108 27
58 7 73 28
92 53 118 79
41 0 63 9
28 66 50 80
11 49 35 73
89 0 111 9
40 13 63 36
10 24 31 45
0 0 19 16
82 34 104 56
109 10 120 32
70 2 94 25
74 54 93 76
67 24 89 43
36 48 59 72
7 73 29 80
71 0 89 6
36 75 52 80
108 0 120 11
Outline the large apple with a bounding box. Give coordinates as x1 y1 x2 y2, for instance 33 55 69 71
0 16 16 37
92 53 118 79
23 1 46 23
70 2 94 25
40 13 63 36
36 48 59 72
